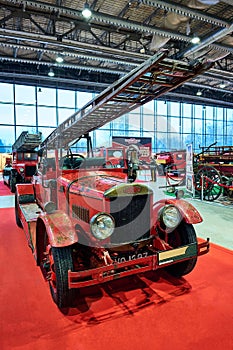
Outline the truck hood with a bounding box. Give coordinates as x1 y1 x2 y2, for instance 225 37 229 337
60 171 128 196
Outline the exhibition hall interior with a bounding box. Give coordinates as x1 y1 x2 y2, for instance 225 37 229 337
0 1 232 350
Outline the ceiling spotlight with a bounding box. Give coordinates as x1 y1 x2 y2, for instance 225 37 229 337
219 82 226 89
191 35 200 44
82 2 92 19
56 55 64 63
196 90 202 96
48 68 55 77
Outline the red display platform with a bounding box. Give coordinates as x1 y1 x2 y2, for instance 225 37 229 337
0 208 232 350
0 180 12 196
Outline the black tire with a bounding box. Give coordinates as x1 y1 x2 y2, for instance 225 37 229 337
10 174 16 193
49 246 77 308
15 194 22 228
166 222 197 277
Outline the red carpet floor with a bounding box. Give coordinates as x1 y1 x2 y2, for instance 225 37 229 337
0 208 233 350
0 180 12 196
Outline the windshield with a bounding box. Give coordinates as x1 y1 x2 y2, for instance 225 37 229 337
23 152 38 161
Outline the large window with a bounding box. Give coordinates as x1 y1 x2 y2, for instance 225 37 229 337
0 82 233 154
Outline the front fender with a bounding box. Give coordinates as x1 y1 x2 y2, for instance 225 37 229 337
153 198 203 224
37 210 78 247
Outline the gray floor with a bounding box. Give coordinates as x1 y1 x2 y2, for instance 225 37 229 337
0 173 232 250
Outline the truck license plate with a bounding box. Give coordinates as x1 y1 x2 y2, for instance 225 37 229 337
113 252 148 263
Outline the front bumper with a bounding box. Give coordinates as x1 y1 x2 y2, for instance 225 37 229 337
68 239 209 289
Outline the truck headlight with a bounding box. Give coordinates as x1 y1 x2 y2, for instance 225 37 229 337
161 205 181 229
90 213 115 240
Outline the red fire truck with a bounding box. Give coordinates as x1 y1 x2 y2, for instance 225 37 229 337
5 131 42 193
14 52 210 308
156 150 186 175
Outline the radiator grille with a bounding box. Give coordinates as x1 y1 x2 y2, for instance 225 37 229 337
72 205 90 223
109 194 151 244
25 165 37 177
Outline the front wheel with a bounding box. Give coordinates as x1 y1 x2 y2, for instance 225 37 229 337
47 245 77 308
166 222 197 277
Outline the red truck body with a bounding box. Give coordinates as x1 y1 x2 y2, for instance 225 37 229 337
14 52 211 309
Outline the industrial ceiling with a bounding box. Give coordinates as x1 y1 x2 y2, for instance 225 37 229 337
0 0 232 108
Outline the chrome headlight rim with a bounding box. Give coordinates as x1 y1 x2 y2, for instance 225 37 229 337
160 205 181 229
90 213 115 240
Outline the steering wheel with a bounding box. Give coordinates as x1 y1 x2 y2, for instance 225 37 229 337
61 152 85 169
104 160 114 168
71 154 86 169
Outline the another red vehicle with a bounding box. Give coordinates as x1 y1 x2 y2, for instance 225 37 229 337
8 131 42 192
93 146 125 167
156 150 186 175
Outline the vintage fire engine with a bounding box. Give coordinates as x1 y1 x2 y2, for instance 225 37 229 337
8 131 42 192
156 150 186 175
14 52 210 308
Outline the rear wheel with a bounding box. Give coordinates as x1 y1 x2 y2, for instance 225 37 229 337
15 194 22 228
166 222 197 277
10 173 17 193
46 243 77 308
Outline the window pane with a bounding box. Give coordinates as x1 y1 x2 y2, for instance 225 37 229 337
216 135 223 144
217 121 223 134
57 89 75 108
38 106 57 126
58 108 76 124
37 87 56 106
112 115 125 129
194 119 202 133
227 108 233 122
38 127 56 141
157 100 167 115
0 104 14 124
206 121 214 135
128 113 140 130
169 133 181 149
216 107 223 120
157 115 167 132
183 103 192 117
194 104 203 118
169 117 180 132
143 100 154 114
15 105 36 125
0 83 14 103
77 92 93 109
205 106 213 119
94 130 111 147
16 126 37 139
183 118 191 133
15 85 36 104
169 102 180 116
0 126 14 152
143 114 154 131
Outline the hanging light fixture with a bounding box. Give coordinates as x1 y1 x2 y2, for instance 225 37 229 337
219 82 226 89
82 2 92 19
56 55 64 63
48 68 55 77
196 89 202 96
191 34 200 44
